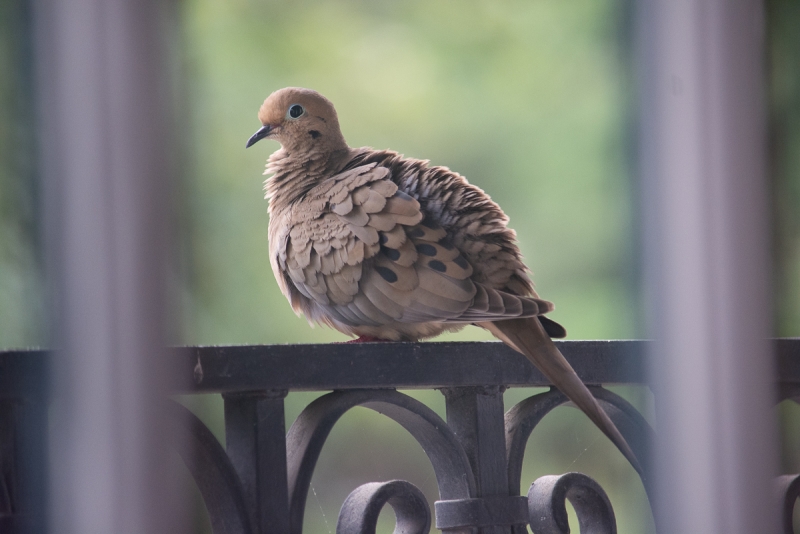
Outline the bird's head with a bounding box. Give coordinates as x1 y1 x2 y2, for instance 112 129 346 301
246 87 348 154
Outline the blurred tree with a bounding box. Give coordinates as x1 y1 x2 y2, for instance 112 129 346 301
769 0 800 338
0 0 44 349
179 0 639 348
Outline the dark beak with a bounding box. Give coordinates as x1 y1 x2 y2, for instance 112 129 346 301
246 125 272 148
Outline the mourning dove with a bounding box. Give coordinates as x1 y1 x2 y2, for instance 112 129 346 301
247 87 641 474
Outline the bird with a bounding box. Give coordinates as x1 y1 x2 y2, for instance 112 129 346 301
246 87 640 474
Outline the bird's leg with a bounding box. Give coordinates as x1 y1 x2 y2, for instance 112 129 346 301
341 335 390 343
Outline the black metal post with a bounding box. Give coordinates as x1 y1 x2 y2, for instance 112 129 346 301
0 402 15 530
224 391 291 534
444 386 511 534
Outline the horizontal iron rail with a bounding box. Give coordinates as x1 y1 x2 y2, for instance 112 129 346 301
182 340 646 393
2 339 799 397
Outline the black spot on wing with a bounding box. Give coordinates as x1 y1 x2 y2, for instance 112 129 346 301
416 244 437 256
428 260 447 273
382 246 401 261
421 216 440 229
408 228 425 238
453 255 469 269
440 239 455 250
376 266 398 283
379 233 388 244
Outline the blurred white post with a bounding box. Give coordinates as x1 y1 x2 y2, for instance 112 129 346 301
639 1 778 533
33 0 186 532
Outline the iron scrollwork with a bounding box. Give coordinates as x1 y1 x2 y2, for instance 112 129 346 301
286 389 476 533
169 402 255 534
775 382 800 534
166 373 655 532
777 474 800 534
8 341 800 532
337 480 432 534
505 386 656 501
170 386 651 533
527 472 617 534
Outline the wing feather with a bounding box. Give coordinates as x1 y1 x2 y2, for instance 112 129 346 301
274 162 556 333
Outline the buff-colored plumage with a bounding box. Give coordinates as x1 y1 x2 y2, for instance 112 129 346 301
247 87 641 474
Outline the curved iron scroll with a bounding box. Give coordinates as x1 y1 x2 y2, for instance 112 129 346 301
505 387 655 499
286 389 476 534
168 401 254 534
528 472 617 534
777 474 800 534
434 495 529 530
780 383 800 404
777 388 800 534
337 480 431 534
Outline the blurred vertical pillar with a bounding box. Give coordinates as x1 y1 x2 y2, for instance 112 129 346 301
33 0 186 532
638 1 778 533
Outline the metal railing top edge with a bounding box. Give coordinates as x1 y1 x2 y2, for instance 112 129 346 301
2 339 799 397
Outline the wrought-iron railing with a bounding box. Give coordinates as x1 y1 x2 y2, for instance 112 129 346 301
2 339 799 533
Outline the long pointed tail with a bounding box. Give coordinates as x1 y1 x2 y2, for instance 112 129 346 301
481 317 643 476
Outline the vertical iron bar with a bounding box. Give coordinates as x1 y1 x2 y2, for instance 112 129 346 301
0 398 47 534
0 402 15 529
443 386 510 534
224 391 291 534
638 1 778 533
33 0 186 531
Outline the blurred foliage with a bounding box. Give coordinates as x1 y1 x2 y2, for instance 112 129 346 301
769 0 800 338
0 0 44 349
178 0 639 346
0 0 797 532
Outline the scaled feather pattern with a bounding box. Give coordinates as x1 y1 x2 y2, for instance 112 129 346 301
247 87 641 474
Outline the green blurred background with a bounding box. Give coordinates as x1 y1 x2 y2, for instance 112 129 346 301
179 0 639 346
1 0 799 532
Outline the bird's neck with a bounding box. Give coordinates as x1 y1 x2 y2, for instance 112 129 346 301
264 146 355 211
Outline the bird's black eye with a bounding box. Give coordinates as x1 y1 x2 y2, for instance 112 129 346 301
287 104 304 119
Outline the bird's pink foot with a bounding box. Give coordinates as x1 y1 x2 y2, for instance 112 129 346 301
341 335 390 343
